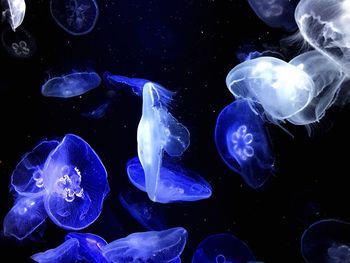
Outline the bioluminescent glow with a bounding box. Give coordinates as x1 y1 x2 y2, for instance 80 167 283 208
1 0 26 31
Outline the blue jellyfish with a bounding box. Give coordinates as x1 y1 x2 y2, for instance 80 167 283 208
215 99 274 189
103 72 146 96
127 157 212 203
301 219 350 263
81 101 110 119
192 233 257 263
102 227 188 263
3 134 109 240
50 0 99 35
247 0 298 31
1 0 26 31
119 189 167 231
41 71 101 98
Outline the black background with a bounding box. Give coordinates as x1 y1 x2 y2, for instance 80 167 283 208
1 1 350 262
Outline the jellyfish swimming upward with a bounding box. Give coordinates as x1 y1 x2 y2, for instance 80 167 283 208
1 0 26 31
3 134 110 240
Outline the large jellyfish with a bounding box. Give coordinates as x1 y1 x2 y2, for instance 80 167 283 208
50 0 99 35
301 219 350 263
127 157 212 204
295 0 350 76
1 0 26 31
192 233 257 263
102 227 187 263
247 0 298 31
41 71 101 98
215 99 274 189
3 134 109 240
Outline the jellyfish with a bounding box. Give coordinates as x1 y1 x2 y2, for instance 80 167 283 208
103 72 146 96
192 233 257 263
102 227 188 263
295 0 350 77
127 157 212 203
81 101 110 119
247 0 298 32
41 71 101 98
3 134 109 240
50 0 99 35
301 219 350 263
1 26 36 59
119 189 167 231
215 99 274 189
1 0 26 31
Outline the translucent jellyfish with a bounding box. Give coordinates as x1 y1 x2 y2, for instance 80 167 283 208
81 101 110 119
103 72 146 96
119 189 167 231
1 26 36 59
215 99 274 189
301 219 350 263
192 233 257 263
127 157 212 203
102 227 188 263
226 56 315 124
50 0 99 35
1 0 26 31
31 238 79 263
247 0 298 31
41 71 101 98
295 0 350 76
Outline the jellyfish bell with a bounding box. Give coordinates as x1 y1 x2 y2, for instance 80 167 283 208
1 0 26 31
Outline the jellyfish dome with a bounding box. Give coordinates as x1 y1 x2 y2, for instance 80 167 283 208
1 0 26 31
301 219 350 263
50 0 99 35
192 233 257 263
295 0 350 76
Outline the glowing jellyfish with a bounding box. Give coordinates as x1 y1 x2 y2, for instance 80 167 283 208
226 56 315 124
1 0 26 31
192 233 257 263
119 189 167 230
102 227 188 263
41 71 101 98
301 219 350 263
103 72 146 96
295 0 350 76
127 157 212 203
215 99 274 189
247 0 298 31
81 101 110 119
3 134 109 240
1 26 36 59
50 0 99 35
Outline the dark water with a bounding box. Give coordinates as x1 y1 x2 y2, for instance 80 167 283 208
0 1 349 262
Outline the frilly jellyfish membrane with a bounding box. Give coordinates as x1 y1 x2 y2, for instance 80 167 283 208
1 0 26 31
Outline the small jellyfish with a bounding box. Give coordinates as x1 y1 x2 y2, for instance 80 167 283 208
247 0 298 31
127 157 212 203
1 26 36 59
81 101 110 119
102 227 188 263
103 72 146 96
301 219 350 263
41 71 101 98
192 233 257 263
50 0 99 35
1 0 26 31
215 99 274 189
119 189 167 231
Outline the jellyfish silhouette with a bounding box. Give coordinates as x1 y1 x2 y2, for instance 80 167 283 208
192 233 257 263
3 134 109 240
1 0 26 31
301 219 350 263
50 0 99 35
215 99 274 189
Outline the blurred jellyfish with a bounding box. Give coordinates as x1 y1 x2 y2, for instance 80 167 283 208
127 157 212 203
102 227 188 263
1 0 26 31
1 26 36 59
119 189 167 230
3 134 109 240
215 99 274 189
192 233 257 263
50 0 99 35
301 219 350 263
81 101 110 119
295 0 350 76
41 71 101 98
247 0 298 31
103 72 146 96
